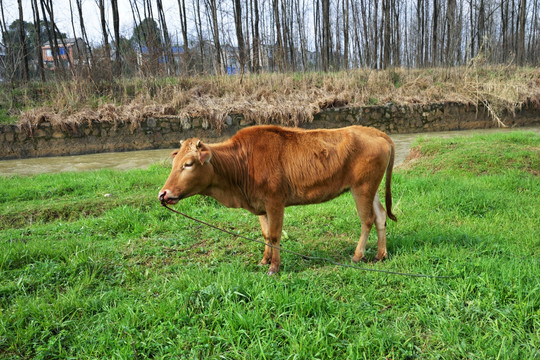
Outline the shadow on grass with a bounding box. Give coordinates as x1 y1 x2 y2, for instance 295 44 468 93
242 227 498 275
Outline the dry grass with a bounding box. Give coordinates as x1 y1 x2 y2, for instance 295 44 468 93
8 65 540 132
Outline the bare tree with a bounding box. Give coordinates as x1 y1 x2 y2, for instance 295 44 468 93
273 0 285 71
157 0 175 74
206 0 223 74
383 0 391 68
17 0 29 81
31 0 46 81
0 0 16 82
76 0 93 63
233 0 246 73
342 0 349 69
98 0 112 71
194 0 205 72
40 0 63 73
321 0 331 70
517 0 526 64
177 0 191 71
528 0 539 63
111 0 121 74
432 0 438 66
445 0 456 65
43 0 74 72
251 0 261 72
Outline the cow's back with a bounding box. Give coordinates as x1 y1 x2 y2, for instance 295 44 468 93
231 125 393 204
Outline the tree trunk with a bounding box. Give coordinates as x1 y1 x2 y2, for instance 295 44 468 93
393 0 401 67
382 0 391 69
314 0 320 70
529 0 538 64
445 0 456 65
321 0 331 71
432 0 438 66
98 0 112 70
40 0 63 73
233 0 246 73
342 0 349 69
76 0 93 63
373 1 379 68
17 0 29 81
31 0 46 81
194 0 205 72
68 0 85 74
273 0 285 71
157 0 175 74
252 0 261 72
111 0 121 75
517 0 526 65
207 0 223 74
359 0 369 66
501 0 508 61
177 0 190 72
416 0 423 66
478 0 485 52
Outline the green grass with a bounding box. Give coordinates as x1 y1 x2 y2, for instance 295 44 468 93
0 108 17 125
1 131 539 359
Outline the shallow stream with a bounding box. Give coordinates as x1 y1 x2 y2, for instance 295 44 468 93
1 127 539 176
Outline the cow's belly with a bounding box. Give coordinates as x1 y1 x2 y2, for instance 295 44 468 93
287 184 349 206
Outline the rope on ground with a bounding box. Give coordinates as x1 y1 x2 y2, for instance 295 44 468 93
161 201 455 279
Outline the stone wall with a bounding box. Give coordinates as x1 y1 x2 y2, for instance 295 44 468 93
1 102 539 159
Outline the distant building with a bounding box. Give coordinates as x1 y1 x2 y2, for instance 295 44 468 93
135 45 184 66
223 45 240 75
42 38 87 69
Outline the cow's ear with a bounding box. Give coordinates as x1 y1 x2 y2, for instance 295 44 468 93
198 142 212 164
170 150 179 158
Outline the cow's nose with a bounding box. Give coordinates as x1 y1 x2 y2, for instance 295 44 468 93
158 190 167 201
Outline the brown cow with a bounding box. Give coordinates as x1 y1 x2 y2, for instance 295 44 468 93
159 125 397 275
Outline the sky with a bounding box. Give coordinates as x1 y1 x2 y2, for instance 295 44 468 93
3 0 185 45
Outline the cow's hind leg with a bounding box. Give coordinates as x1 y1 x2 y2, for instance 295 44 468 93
372 193 388 262
351 187 376 263
258 215 272 266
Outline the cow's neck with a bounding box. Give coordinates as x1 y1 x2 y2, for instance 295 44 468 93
202 142 256 212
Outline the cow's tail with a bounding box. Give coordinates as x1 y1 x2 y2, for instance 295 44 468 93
385 141 397 222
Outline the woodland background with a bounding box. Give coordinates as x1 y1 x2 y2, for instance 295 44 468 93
1 0 539 83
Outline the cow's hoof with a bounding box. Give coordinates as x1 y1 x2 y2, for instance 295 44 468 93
267 268 279 276
258 260 270 266
373 256 387 264
352 256 368 264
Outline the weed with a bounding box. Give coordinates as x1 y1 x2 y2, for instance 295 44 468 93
368 97 379 105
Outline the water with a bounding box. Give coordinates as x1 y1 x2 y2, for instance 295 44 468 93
1 127 539 176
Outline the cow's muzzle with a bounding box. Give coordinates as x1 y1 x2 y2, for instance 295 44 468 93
158 190 181 206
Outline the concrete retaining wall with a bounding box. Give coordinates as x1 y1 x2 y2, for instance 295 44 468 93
1 102 539 159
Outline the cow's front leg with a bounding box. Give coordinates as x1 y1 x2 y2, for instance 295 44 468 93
265 205 285 275
258 215 272 266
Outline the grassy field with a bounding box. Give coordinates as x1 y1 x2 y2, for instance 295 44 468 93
1 131 539 359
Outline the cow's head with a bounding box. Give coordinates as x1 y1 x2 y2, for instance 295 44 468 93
158 139 213 205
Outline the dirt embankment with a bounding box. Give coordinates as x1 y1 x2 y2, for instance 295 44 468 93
4 66 539 134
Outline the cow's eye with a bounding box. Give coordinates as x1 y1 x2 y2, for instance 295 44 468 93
183 161 194 169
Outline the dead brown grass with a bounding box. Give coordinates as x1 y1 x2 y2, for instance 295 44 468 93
12 65 540 133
